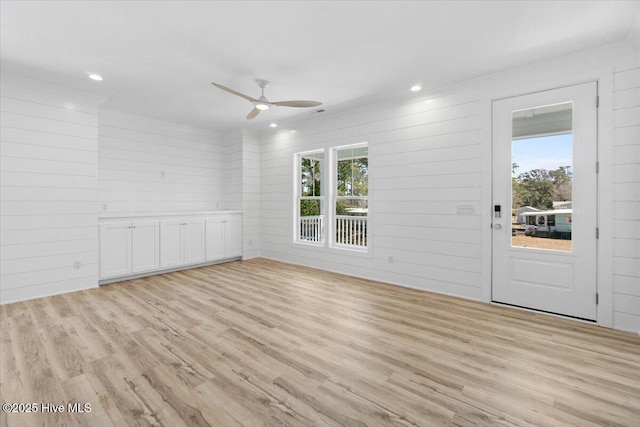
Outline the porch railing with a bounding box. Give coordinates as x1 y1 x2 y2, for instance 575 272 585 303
299 216 324 242
299 215 368 247
336 216 367 247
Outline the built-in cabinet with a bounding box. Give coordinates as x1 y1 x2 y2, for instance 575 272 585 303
160 219 205 268
99 212 242 282
205 215 242 261
100 220 160 279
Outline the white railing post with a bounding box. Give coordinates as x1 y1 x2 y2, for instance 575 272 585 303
350 218 353 245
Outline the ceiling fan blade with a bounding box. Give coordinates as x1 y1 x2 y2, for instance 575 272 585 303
246 108 261 120
272 100 322 108
211 82 256 103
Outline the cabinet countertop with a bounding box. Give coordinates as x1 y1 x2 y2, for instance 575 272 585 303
99 210 242 220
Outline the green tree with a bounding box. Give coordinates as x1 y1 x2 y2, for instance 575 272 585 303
550 166 572 201
336 156 368 216
336 157 368 196
513 166 572 210
300 199 321 216
300 157 322 216
512 163 523 209
300 158 321 197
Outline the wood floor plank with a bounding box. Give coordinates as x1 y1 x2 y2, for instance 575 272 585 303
0 379 45 427
62 374 110 427
1 258 639 426
6 312 70 426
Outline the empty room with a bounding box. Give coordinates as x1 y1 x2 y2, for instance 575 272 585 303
1 1 639 426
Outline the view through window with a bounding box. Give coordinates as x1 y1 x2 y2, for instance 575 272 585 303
298 151 324 243
511 102 573 252
296 144 368 249
335 145 368 247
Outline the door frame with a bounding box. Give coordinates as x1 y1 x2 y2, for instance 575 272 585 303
490 82 598 320
479 71 615 328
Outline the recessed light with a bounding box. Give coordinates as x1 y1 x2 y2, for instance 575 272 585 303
290 130 296 133
410 85 421 92
270 123 277 128
88 73 103 81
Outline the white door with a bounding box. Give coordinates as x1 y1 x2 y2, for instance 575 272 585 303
492 82 598 320
224 215 243 258
131 221 159 274
183 219 205 265
205 217 225 261
100 222 131 279
160 220 183 268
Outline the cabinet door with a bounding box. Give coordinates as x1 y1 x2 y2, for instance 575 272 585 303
131 221 159 274
160 220 183 268
183 219 205 265
100 222 131 279
224 215 243 258
205 217 225 261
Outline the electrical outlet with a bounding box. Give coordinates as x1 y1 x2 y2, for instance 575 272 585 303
160 170 166 178
73 260 81 269
388 256 394 264
101 203 108 211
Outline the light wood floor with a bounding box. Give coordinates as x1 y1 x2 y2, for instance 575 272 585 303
1 258 639 426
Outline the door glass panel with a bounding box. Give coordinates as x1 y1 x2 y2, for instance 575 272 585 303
511 102 573 251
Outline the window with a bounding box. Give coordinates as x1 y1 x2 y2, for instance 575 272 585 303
334 144 368 248
295 143 369 250
296 151 324 244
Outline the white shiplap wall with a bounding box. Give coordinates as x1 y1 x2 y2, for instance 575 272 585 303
222 130 243 211
612 59 640 332
259 43 640 332
242 130 261 259
99 110 224 214
222 129 260 259
1 74 104 303
260 90 485 300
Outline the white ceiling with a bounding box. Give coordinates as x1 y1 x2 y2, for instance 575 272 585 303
1 1 639 132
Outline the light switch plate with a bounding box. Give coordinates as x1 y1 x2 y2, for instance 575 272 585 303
456 204 477 215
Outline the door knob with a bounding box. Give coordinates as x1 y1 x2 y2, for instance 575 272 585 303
494 224 502 230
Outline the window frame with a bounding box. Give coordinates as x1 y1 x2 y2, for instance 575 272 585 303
293 142 369 253
294 149 325 246
331 143 369 251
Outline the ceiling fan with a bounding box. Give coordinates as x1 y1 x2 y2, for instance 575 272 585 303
211 79 322 120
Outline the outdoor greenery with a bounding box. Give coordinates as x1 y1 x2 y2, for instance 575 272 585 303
512 163 572 210
298 148 369 246
300 157 322 216
300 155 369 217
336 156 368 216
336 157 368 196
